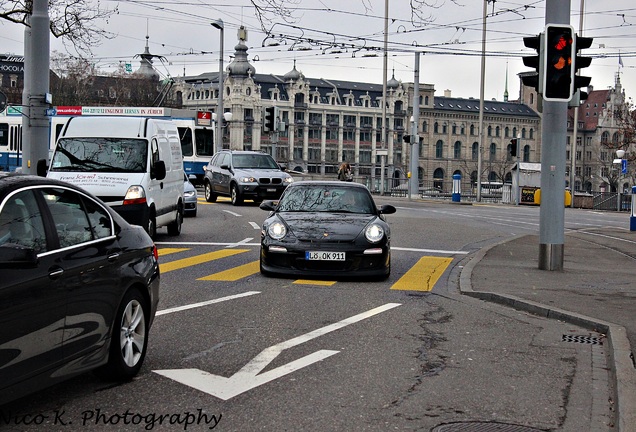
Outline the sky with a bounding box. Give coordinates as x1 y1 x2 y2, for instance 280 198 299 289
1 0 635 104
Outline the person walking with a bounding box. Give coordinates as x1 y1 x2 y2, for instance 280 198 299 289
337 162 353 182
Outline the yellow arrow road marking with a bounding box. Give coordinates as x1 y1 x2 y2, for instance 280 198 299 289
391 256 453 291
160 249 249 273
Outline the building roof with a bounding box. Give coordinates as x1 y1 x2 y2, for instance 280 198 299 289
432 96 540 118
568 89 610 131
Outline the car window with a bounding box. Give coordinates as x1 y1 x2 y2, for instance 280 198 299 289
82 195 113 239
233 154 278 169
42 188 95 248
278 186 374 214
214 153 227 168
0 190 47 253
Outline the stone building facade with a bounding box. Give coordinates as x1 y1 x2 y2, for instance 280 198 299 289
172 31 542 191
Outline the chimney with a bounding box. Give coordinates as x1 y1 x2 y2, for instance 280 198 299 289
444 89 451 97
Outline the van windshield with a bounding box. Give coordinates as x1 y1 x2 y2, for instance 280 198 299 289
50 138 148 173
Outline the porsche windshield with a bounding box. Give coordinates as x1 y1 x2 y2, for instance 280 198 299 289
277 186 375 214
50 137 148 172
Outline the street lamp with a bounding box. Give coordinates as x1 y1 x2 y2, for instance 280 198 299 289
212 19 224 154
615 149 626 211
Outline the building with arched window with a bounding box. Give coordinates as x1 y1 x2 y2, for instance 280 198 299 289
172 31 543 190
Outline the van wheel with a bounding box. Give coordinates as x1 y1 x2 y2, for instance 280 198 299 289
95 288 149 380
167 206 183 236
204 181 217 203
231 184 243 206
147 211 156 240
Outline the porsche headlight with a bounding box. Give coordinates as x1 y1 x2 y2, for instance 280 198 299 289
365 223 384 243
267 221 287 240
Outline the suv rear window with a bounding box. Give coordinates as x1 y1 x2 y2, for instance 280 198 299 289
232 154 278 169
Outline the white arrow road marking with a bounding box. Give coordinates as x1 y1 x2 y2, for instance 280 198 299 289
222 209 242 217
249 221 260 229
154 302 401 400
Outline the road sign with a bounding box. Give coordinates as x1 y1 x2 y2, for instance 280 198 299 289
154 303 401 400
622 159 627 175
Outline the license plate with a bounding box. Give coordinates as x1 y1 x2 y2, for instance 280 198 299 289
305 251 346 261
267 188 276 192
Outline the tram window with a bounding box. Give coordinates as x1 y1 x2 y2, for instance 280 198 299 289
178 127 194 157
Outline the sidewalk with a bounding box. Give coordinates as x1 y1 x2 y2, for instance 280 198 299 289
460 228 636 432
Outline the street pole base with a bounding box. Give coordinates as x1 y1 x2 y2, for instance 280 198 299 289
539 243 564 271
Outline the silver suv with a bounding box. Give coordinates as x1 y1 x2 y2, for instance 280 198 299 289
203 151 294 205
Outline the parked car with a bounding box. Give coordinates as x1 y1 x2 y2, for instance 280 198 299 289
0 173 160 405
203 150 293 206
259 181 395 280
184 173 198 217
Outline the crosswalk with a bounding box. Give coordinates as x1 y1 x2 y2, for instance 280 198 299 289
157 247 454 292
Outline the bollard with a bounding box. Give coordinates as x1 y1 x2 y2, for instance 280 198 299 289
452 173 461 202
631 186 636 231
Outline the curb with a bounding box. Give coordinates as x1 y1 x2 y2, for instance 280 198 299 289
459 236 636 432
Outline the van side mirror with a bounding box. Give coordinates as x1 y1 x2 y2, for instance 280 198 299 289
36 159 48 177
152 160 166 180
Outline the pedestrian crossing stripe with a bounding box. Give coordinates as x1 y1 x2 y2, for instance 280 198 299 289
158 248 190 257
390 256 453 291
293 280 337 286
157 247 453 289
159 249 249 274
198 261 260 281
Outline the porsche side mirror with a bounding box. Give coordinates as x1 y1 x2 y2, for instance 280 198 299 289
378 204 396 215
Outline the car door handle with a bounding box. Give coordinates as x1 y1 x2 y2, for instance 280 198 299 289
49 268 64 279
107 253 120 261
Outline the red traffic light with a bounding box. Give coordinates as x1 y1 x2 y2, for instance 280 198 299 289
543 24 575 101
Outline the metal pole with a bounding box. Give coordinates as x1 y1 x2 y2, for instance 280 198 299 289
23 0 50 174
380 0 389 195
516 135 521 205
477 0 488 202
212 19 224 154
538 0 570 271
410 52 420 200
570 0 584 207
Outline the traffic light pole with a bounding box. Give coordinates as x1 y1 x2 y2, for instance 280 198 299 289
538 0 570 271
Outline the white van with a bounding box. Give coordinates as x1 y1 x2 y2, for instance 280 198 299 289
43 116 184 238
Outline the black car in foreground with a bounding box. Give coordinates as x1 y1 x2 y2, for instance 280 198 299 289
0 173 160 405
259 181 396 280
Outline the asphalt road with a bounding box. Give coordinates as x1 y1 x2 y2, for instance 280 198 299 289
0 195 623 432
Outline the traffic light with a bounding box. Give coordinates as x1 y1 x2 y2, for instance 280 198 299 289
573 34 593 101
263 106 276 133
403 135 410 144
521 33 543 92
543 24 574 101
509 139 518 157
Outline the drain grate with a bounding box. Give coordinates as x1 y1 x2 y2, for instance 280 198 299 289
431 422 546 432
562 334 603 345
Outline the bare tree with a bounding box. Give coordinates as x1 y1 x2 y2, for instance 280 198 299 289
0 0 117 55
249 0 461 31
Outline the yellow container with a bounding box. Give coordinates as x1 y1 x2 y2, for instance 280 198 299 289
533 189 571 206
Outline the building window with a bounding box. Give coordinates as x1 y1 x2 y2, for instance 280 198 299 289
436 140 443 158
495 126 500 137
489 143 496 161
487 125 492 137
454 141 461 159
470 124 475 135
442 123 447 134
472 142 478 160
505 127 509 138
434 122 439 134
523 145 530 162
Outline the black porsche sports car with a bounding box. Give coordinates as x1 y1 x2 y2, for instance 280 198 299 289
259 181 396 280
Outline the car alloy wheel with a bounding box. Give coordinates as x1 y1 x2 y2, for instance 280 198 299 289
96 289 149 380
231 184 243 206
204 181 217 203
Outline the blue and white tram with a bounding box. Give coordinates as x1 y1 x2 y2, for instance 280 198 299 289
0 114 22 172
